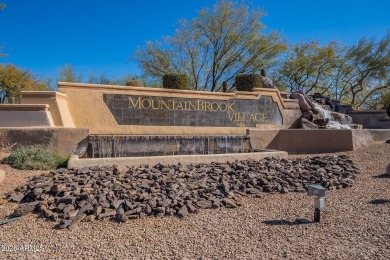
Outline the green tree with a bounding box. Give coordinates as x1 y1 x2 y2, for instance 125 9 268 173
135 0 286 92
0 64 50 103
57 64 83 82
272 41 340 94
339 33 390 108
274 33 390 109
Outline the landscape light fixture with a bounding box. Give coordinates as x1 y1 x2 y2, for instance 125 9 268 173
307 184 326 223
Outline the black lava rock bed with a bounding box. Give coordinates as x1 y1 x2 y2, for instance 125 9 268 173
3 155 360 229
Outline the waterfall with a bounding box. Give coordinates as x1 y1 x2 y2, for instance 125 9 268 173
313 103 351 129
86 135 252 158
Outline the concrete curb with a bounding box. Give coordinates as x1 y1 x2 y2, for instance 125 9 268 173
67 151 289 168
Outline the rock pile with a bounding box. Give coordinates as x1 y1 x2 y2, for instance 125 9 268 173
3 155 359 229
299 109 353 129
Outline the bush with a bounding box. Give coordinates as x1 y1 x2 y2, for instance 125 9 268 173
234 74 262 91
4 146 69 170
162 74 189 90
125 80 144 87
222 81 228 92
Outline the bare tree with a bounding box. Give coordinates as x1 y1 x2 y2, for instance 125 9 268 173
57 64 83 83
135 1 286 91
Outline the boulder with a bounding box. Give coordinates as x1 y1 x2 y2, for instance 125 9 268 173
299 118 318 129
313 118 330 127
332 112 352 125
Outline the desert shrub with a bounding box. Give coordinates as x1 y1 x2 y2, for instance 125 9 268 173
162 74 189 90
234 74 262 91
222 81 228 92
125 80 144 87
4 146 69 170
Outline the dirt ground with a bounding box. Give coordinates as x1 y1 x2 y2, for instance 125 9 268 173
0 142 389 259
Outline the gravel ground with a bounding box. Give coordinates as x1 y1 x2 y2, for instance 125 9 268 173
0 142 389 259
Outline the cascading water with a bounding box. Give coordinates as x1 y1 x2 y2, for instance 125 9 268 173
86 135 253 158
313 103 351 129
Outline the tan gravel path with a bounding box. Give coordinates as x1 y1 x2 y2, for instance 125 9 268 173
0 142 389 259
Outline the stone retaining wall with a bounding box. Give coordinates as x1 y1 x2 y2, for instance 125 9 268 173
348 110 390 129
249 129 390 153
0 127 89 155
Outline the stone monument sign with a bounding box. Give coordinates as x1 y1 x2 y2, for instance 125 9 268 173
103 94 282 127
56 82 286 135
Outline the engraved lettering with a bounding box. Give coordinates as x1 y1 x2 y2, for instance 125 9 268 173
197 100 204 111
262 113 270 123
204 101 211 112
219 103 227 112
187 101 196 111
151 99 160 110
228 112 234 121
176 101 184 110
227 103 235 112
141 98 151 109
129 97 141 108
109 94 279 127
255 113 262 122
232 112 246 122
211 102 219 112
160 100 170 110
